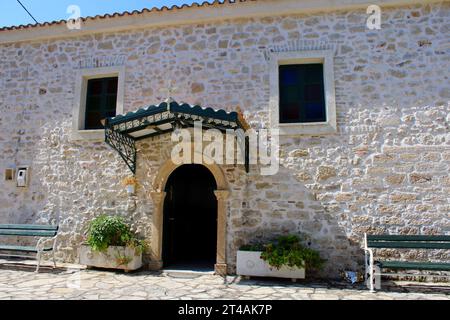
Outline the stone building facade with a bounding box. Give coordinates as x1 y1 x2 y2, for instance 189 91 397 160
0 0 449 278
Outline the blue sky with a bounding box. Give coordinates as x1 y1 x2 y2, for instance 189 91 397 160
0 0 204 28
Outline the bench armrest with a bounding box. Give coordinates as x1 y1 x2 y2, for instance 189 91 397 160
363 233 368 249
36 235 58 252
363 247 373 262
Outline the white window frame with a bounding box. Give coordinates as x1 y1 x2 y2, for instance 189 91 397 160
70 66 125 141
269 50 337 135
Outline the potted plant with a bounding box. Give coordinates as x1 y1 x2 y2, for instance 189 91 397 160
79 215 146 271
237 235 325 281
122 176 138 195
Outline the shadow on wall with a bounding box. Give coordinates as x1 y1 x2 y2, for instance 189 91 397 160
227 164 364 279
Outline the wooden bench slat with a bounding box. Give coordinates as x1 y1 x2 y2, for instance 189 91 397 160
366 234 450 291
367 235 450 242
0 224 59 272
0 230 57 237
0 245 53 252
378 261 450 271
0 224 58 231
368 241 450 249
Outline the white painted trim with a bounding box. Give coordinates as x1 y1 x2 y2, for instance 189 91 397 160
269 50 337 136
0 0 446 44
70 66 125 142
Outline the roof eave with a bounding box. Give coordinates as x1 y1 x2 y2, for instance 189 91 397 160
0 0 445 45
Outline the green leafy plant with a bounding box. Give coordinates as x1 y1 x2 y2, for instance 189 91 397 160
86 215 146 254
241 235 325 270
127 238 147 256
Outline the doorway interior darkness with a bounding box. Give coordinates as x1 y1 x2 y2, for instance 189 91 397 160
162 164 218 270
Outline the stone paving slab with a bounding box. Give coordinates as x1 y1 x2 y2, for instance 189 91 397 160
0 262 448 300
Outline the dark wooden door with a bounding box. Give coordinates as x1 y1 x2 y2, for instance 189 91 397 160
162 165 217 268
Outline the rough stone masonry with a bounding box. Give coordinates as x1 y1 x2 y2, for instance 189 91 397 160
0 1 449 278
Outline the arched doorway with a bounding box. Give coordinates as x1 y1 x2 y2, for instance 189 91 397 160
162 164 218 270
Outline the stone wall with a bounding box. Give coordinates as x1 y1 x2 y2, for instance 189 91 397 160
0 2 449 277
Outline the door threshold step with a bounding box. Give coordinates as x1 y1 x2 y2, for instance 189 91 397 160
162 269 215 278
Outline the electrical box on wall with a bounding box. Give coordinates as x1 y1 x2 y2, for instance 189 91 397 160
16 166 29 187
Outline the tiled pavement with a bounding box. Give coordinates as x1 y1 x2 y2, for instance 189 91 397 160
0 261 448 300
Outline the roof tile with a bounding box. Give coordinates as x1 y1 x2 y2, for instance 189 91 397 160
0 0 257 32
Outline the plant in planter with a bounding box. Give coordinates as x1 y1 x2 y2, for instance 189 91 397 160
237 235 325 281
122 176 138 195
79 215 146 271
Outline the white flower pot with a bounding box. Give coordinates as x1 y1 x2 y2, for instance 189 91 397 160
79 245 142 271
237 250 305 279
126 185 135 194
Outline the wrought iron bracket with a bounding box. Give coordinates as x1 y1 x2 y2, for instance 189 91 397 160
105 126 137 174
245 136 250 173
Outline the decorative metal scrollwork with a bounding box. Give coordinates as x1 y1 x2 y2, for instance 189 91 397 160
105 127 137 174
104 101 251 175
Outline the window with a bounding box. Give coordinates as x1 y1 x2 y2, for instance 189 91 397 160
71 66 125 141
269 50 336 135
84 77 118 130
279 64 326 124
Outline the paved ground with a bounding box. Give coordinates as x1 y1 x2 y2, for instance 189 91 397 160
0 261 448 300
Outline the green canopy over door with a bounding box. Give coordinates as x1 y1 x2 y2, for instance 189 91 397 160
103 100 250 174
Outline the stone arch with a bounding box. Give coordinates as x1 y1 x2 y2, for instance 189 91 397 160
153 158 229 192
149 154 229 275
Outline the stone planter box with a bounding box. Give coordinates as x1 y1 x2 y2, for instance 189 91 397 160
79 245 142 271
237 250 305 280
